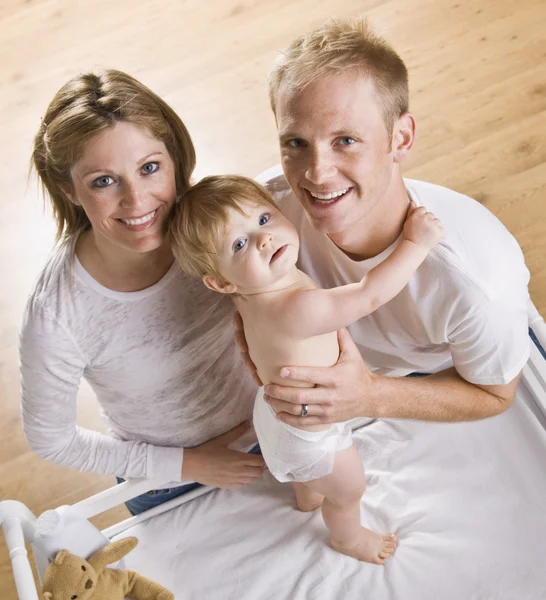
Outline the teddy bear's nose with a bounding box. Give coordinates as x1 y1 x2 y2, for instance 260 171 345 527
85 579 93 589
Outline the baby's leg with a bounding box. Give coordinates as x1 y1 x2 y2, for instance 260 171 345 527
304 445 397 565
292 481 324 512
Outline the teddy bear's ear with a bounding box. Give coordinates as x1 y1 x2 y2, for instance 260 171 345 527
43 593 53 600
54 549 71 565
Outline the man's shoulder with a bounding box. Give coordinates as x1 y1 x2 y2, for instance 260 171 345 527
406 178 528 299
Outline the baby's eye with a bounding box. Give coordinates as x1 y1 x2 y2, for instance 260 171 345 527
141 161 159 175
258 214 270 226
93 175 114 188
234 239 246 252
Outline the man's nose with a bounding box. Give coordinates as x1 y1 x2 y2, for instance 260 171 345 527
257 232 274 250
305 150 336 185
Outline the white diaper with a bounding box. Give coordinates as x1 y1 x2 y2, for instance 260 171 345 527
253 388 353 483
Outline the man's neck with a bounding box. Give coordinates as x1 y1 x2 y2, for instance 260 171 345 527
328 177 410 261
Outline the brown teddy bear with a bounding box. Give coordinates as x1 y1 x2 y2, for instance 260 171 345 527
42 536 174 600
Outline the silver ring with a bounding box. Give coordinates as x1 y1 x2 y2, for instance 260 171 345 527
301 404 309 417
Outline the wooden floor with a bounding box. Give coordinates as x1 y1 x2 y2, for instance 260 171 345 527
0 0 545 597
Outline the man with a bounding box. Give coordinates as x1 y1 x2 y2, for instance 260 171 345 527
245 16 530 426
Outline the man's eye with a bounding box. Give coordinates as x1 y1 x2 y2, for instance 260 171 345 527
93 175 114 188
339 137 356 146
258 214 270 226
142 162 159 174
234 239 246 252
287 139 306 148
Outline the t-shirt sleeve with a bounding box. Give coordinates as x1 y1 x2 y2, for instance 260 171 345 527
448 287 530 385
19 300 183 483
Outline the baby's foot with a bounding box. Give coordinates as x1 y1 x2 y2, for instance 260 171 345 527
331 528 397 565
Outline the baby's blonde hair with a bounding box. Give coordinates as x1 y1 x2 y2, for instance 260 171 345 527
170 175 277 280
268 16 409 139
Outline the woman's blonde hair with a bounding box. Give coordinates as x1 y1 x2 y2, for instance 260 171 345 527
32 69 196 241
170 175 277 280
267 17 409 139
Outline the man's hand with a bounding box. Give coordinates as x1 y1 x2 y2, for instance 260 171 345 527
264 328 377 426
182 422 266 489
233 312 263 387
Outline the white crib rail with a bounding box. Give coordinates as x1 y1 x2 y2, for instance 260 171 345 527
0 502 39 600
524 309 546 415
0 478 216 599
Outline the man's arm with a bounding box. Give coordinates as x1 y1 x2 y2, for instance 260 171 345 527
263 328 520 425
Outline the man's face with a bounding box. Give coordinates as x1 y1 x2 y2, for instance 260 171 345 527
276 71 400 238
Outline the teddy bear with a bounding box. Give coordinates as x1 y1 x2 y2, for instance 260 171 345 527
42 536 174 600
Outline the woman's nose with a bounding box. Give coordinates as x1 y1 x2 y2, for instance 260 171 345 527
121 180 147 209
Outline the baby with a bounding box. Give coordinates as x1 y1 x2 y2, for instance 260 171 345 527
170 175 443 564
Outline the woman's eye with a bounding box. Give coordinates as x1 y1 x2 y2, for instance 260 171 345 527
234 239 246 252
142 161 159 175
339 137 356 146
258 214 270 226
93 175 114 188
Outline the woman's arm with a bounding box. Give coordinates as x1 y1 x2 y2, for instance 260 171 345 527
20 307 264 487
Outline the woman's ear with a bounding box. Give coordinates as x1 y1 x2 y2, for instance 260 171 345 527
61 185 80 206
203 275 237 295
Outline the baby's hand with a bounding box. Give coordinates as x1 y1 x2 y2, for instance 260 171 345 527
403 201 444 250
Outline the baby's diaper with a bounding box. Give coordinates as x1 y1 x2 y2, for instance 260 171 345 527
253 387 353 483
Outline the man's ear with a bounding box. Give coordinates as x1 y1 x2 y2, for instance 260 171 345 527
391 112 416 164
203 275 237 295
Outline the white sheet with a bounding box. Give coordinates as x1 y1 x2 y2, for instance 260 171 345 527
117 383 546 600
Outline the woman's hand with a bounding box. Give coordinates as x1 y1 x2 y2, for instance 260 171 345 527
264 328 379 426
182 422 266 489
233 312 263 386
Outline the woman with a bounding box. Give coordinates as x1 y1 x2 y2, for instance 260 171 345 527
21 69 264 515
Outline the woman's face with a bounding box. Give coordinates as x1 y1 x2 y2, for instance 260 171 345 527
70 121 177 257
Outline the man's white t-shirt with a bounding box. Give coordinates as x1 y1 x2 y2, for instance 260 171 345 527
259 166 531 385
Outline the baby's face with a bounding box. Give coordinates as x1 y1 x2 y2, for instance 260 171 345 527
215 198 300 294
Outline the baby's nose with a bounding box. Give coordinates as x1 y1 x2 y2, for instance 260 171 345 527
258 233 273 249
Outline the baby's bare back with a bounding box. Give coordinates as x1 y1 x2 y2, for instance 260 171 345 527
234 272 340 388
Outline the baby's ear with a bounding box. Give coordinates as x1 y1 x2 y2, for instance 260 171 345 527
203 275 237 295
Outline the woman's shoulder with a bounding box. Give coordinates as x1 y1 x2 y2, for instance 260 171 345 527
25 237 76 316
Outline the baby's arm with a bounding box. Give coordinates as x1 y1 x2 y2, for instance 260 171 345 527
285 203 443 338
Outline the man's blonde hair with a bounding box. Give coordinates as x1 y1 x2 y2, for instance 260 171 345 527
268 17 409 138
170 175 277 280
